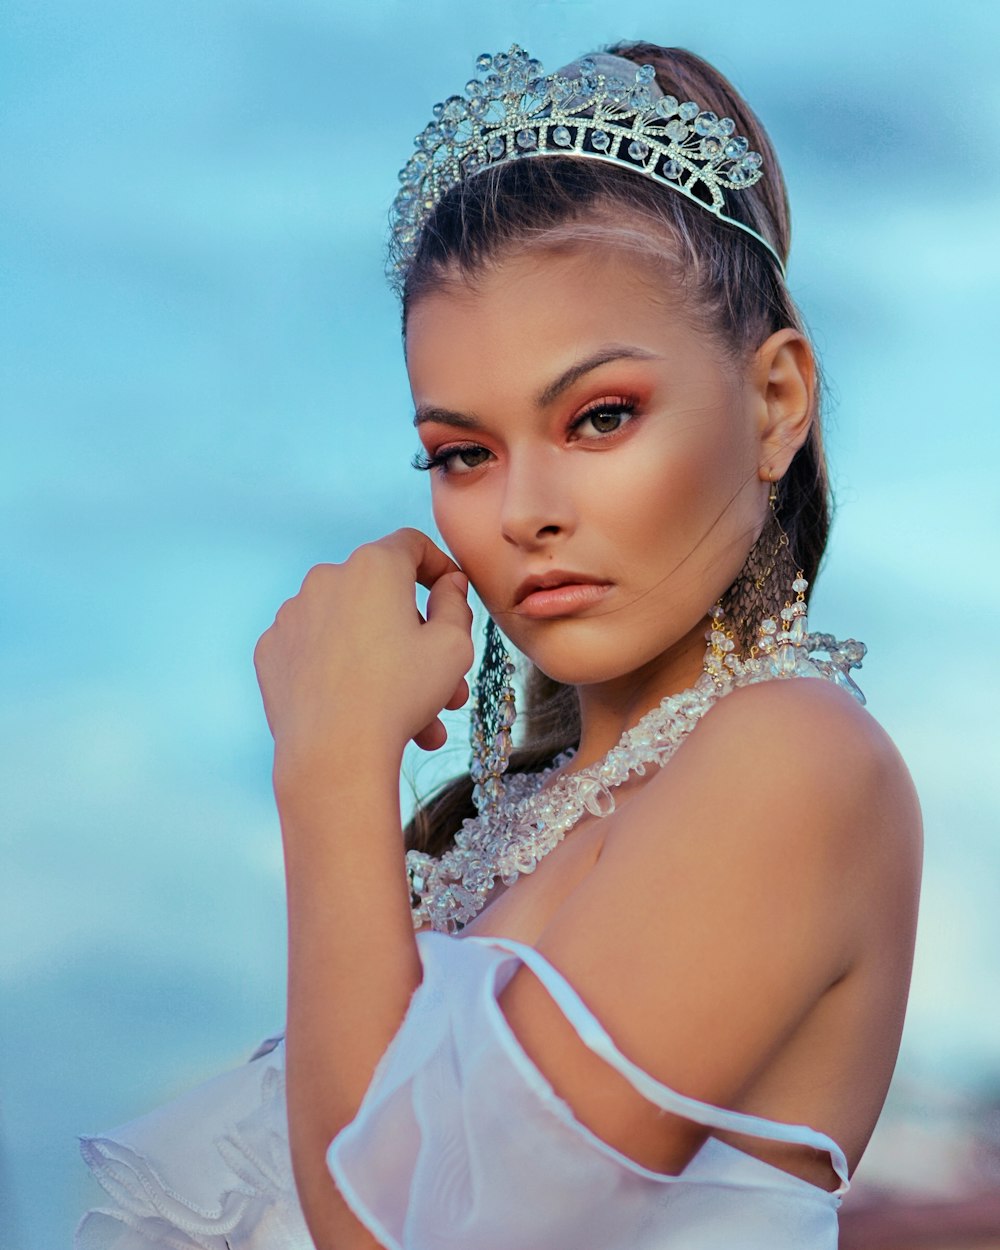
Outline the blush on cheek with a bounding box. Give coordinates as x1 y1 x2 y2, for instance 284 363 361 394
609 426 750 614
431 495 496 600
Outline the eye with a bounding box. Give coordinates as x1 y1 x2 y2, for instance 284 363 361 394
411 443 494 475
569 397 638 441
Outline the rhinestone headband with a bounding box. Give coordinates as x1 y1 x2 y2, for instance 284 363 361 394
389 44 785 290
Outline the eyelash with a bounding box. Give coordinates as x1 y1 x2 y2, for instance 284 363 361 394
411 397 640 475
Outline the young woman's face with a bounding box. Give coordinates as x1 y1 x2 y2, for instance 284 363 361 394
406 246 770 691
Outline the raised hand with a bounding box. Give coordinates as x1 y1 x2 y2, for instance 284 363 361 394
253 528 475 782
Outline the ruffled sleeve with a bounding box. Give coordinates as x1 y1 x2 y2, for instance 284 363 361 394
75 1034 315 1250
327 931 848 1250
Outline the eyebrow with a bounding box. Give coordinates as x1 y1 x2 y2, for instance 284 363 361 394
412 344 660 428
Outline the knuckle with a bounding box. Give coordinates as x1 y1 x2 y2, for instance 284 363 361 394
300 561 337 590
348 542 388 571
393 525 423 546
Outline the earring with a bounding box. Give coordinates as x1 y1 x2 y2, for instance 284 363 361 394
469 617 517 815
705 472 810 678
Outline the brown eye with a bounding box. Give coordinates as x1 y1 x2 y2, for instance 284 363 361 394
456 447 491 468
588 411 624 433
570 400 638 440
412 442 495 475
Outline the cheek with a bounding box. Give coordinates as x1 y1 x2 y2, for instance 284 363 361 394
430 484 495 574
580 417 732 555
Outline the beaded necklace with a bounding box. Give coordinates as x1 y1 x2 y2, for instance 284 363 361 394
406 615 866 935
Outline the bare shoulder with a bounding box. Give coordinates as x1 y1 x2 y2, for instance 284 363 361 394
571 674 923 991
652 675 923 869
692 675 908 777
502 676 922 1154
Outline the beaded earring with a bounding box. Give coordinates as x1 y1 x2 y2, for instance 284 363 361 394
469 617 517 816
707 474 810 675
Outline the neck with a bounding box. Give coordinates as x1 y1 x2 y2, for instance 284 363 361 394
569 617 712 772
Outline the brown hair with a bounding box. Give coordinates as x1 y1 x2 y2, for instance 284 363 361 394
399 43 832 858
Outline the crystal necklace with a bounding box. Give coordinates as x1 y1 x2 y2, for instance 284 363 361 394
406 606 867 934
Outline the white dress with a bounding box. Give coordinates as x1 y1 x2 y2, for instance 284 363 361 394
76 928 849 1250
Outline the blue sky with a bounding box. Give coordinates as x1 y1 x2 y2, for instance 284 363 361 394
2 1 999 1244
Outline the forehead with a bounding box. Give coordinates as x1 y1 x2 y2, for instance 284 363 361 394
404 246 703 400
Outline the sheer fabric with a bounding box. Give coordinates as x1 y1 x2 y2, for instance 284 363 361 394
75 1032 311 1250
77 931 849 1249
328 930 848 1250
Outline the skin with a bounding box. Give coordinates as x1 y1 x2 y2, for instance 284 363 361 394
253 243 923 1250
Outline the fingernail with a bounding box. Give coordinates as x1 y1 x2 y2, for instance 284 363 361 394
453 573 469 596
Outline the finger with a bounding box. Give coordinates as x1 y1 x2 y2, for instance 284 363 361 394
413 717 448 752
426 570 473 633
381 527 461 592
444 677 470 711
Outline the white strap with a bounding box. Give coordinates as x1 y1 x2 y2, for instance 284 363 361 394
473 933 850 1191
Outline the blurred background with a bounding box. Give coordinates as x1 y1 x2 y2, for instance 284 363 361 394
2 1 999 1246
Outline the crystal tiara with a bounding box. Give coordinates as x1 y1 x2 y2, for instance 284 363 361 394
389 44 785 289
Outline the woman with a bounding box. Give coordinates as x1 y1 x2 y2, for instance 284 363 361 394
76 41 922 1250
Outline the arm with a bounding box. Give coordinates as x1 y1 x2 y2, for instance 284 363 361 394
276 748 418 1250
253 530 474 1250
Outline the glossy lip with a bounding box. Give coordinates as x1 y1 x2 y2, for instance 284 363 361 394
513 570 613 619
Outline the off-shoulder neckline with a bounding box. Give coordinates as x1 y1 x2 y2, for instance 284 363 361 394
419 928 850 1199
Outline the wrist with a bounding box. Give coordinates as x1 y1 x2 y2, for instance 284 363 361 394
272 733 402 804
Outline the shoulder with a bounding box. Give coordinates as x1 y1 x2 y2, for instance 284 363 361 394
636 675 922 873
493 679 922 1162
497 676 923 1148
682 674 906 782
539 675 921 1021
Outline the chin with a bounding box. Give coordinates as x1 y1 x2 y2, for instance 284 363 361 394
507 622 672 688
500 598 715 693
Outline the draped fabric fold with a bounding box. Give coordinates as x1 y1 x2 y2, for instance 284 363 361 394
75 1037 314 1250
77 930 848 1250
327 931 847 1250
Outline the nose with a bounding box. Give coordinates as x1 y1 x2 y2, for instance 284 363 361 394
499 446 576 550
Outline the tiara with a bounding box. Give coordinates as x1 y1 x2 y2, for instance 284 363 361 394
389 44 785 289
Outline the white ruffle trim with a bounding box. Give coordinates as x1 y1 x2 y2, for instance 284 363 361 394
75 1035 315 1250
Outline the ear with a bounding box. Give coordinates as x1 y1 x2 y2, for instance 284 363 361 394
749 328 815 482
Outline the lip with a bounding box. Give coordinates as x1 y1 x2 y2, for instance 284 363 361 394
514 570 613 619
